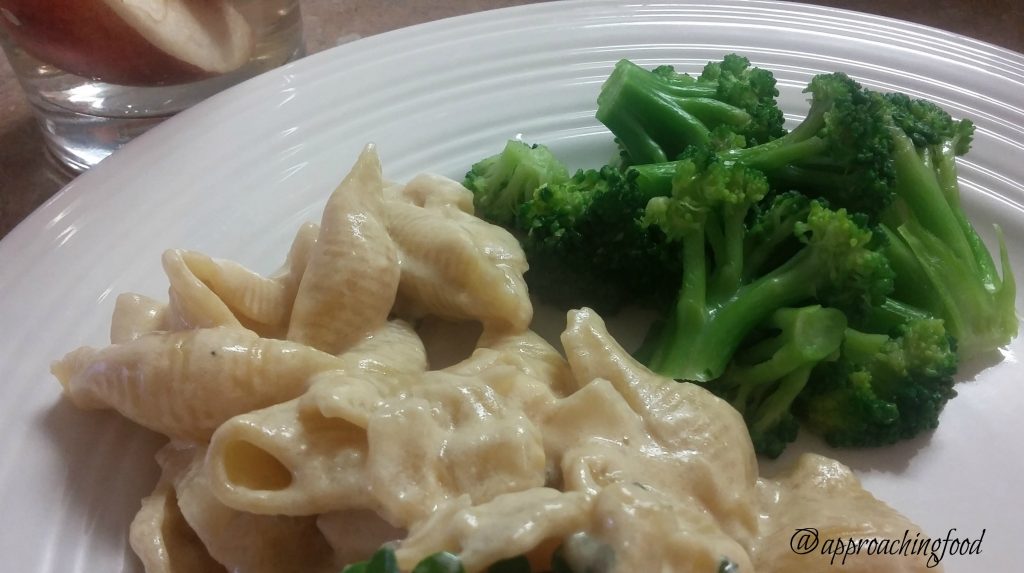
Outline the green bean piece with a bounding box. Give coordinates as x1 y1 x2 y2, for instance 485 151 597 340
367 547 400 573
411 552 465 573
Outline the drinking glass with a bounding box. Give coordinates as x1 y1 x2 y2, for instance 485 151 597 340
0 0 304 173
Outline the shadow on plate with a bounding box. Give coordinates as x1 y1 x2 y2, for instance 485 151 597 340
38 399 164 571
758 422 934 478
956 348 1009 384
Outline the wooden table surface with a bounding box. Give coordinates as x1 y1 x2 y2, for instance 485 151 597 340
1 0 1021 239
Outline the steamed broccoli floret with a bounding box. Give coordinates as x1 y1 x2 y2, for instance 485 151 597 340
462 141 687 310
714 305 848 457
638 154 893 382
518 164 682 309
596 54 785 164
876 94 1017 358
883 92 973 153
798 317 958 447
464 140 569 226
720 72 896 219
699 56 786 146
743 191 813 281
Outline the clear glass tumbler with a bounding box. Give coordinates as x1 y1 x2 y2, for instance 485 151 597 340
0 0 304 173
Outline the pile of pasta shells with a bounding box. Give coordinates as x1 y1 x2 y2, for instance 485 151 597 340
52 146 941 573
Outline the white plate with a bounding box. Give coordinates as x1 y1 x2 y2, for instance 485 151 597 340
1 1 1022 571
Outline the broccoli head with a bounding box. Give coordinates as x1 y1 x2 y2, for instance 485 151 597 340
798 317 958 447
464 140 569 226
722 72 896 220
519 165 682 310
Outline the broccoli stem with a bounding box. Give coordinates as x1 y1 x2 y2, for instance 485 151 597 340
726 135 831 173
873 225 958 328
708 209 747 298
931 139 1000 289
720 95 830 170
628 161 682 199
881 127 1017 358
596 60 755 163
646 231 708 372
932 140 961 208
887 129 977 266
863 297 934 333
887 221 970 336
597 67 712 163
758 164 861 195
724 306 846 386
647 248 825 381
840 328 890 363
676 98 756 131
749 364 815 435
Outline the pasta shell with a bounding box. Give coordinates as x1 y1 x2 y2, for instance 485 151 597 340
387 200 531 331
287 145 400 354
205 392 373 516
129 478 226 573
297 319 427 428
269 221 319 285
587 482 755 572
177 251 291 333
752 454 940 573
390 173 475 213
366 371 546 526
111 292 169 344
179 319 427 516
560 308 758 484
163 249 242 330
334 318 427 379
559 308 759 541
51 327 344 441
164 442 338 573
153 222 321 340
451 328 576 398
